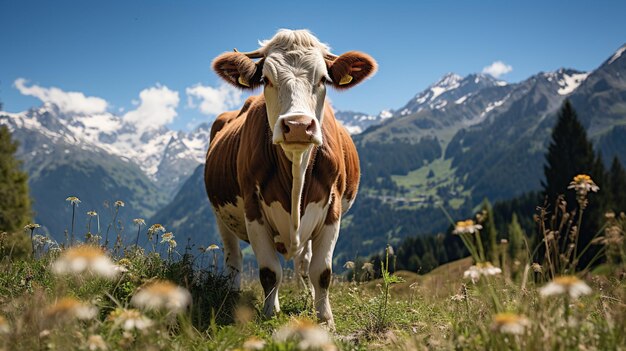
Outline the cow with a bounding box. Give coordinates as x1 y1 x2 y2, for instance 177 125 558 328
204 29 376 328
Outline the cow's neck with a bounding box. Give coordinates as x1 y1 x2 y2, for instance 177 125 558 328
284 147 313 259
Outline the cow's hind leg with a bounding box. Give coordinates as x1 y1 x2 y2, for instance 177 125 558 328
310 221 340 330
216 217 243 291
246 220 282 317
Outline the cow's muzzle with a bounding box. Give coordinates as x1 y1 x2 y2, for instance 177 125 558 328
273 113 322 146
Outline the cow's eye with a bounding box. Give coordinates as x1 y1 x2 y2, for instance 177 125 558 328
319 77 327 86
262 76 273 87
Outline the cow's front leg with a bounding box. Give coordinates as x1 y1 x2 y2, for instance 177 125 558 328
310 221 340 330
294 239 313 292
246 219 282 317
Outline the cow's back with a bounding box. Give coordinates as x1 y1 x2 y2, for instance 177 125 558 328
204 96 258 208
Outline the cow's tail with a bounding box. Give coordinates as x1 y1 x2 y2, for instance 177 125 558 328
287 151 307 260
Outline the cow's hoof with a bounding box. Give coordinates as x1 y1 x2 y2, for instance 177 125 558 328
319 319 336 332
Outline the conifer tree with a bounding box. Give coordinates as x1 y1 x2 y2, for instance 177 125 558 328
0 126 32 231
541 100 605 269
542 100 597 205
479 199 498 264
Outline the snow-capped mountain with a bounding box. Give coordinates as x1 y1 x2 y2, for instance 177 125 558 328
334 109 394 134
1 104 211 196
396 73 508 116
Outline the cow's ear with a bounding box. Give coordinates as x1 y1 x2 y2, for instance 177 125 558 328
212 52 264 89
327 51 377 90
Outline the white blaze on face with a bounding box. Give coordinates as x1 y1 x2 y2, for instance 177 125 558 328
259 32 331 150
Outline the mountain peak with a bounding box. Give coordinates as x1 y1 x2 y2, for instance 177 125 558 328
397 71 510 116
539 68 589 95
608 43 626 65
433 72 463 87
465 73 508 86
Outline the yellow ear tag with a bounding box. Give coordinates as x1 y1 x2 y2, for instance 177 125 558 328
339 74 353 85
238 76 250 87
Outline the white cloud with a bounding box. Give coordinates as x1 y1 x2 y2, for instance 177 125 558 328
186 83 243 116
123 84 179 130
482 61 513 78
14 78 108 114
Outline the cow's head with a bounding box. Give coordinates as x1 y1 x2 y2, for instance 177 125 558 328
212 29 376 154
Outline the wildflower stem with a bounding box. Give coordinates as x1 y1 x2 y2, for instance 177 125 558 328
581 246 607 274
485 277 502 312
564 294 571 344
437 202 456 226
539 212 556 278
212 252 217 274
572 205 584 270
70 203 76 246
105 207 119 248
29 228 35 257
135 224 141 247
458 233 481 263
575 222 609 266
462 284 471 318
474 229 486 262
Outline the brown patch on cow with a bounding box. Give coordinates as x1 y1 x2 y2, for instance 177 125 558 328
341 123 360 207
259 267 277 297
204 108 244 208
327 51 377 90
209 97 255 141
319 268 332 290
325 191 341 225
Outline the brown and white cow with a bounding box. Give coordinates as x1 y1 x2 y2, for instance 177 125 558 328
204 29 376 328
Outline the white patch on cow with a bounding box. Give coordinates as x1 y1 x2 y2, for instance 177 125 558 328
260 30 330 146
260 200 329 255
341 196 356 214
309 221 341 328
215 216 243 291
214 196 248 241
245 219 282 316
294 240 313 296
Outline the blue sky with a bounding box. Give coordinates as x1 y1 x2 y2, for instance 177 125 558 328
1 0 625 131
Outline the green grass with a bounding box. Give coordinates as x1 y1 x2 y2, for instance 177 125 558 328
2 183 625 350
1 241 624 350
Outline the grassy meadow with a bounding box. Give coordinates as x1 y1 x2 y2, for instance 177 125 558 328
1 179 625 351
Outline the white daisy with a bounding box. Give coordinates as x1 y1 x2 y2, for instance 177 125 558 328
131 280 191 314
453 219 483 235
491 313 530 335
273 319 337 351
463 262 502 283
539 276 592 299
52 245 119 279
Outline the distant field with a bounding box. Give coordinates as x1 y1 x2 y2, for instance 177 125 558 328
391 158 470 209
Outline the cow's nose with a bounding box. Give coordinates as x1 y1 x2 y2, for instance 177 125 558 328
281 116 317 143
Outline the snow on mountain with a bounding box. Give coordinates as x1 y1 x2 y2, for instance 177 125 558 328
608 44 626 65
397 73 508 116
537 68 588 96
0 103 211 196
557 71 589 95
334 109 395 135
